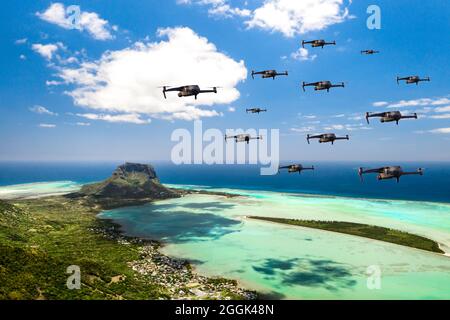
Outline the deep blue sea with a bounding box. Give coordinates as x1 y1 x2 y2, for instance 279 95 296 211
0 161 449 203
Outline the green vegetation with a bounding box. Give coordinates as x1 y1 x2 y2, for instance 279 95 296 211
0 198 169 300
0 197 252 300
249 216 445 254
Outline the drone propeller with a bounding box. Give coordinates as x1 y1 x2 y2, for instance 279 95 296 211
358 168 365 182
158 86 169 99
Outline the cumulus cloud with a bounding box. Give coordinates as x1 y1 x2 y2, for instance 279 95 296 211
77 113 151 125
291 48 317 61
30 105 58 116
429 114 450 119
37 3 114 40
56 27 247 121
32 43 60 60
180 0 353 37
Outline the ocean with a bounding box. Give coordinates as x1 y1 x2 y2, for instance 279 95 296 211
0 161 449 203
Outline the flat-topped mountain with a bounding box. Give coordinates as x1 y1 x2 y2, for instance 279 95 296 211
71 163 180 209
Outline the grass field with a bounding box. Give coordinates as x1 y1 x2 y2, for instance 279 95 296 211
249 217 444 254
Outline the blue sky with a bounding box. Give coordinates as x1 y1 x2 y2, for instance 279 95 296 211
1 0 449 162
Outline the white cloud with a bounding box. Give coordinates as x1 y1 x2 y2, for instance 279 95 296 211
32 43 59 60
228 106 236 112
180 0 352 37
77 113 151 125
178 0 251 18
56 27 247 121
332 114 346 118
429 114 450 119
291 126 315 133
30 105 58 116
39 123 56 128
246 0 352 37
435 106 450 113
384 97 450 109
324 123 371 131
291 47 317 61
15 38 27 45
429 128 450 134
373 101 388 107
76 122 91 126
19 54 27 60
37 3 114 40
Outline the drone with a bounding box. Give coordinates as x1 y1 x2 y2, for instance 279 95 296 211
225 134 262 144
279 164 314 174
361 50 379 55
307 133 349 145
358 166 423 183
302 81 345 92
246 108 267 114
161 85 218 100
302 40 336 49
251 70 288 80
397 76 430 85
366 111 418 125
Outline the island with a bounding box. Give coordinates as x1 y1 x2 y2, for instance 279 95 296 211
249 217 444 254
0 163 256 300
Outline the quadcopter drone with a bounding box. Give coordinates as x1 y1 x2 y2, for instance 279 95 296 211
358 166 423 183
161 85 218 100
279 164 314 174
302 81 345 92
366 111 418 125
246 108 267 114
397 76 430 85
225 134 263 144
302 40 336 49
251 70 288 80
307 133 349 145
361 50 379 55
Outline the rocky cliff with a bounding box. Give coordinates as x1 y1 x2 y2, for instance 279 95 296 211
70 163 180 209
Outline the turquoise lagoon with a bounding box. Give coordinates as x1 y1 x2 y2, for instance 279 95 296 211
99 185 450 300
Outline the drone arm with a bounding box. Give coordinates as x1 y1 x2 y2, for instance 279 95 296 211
401 113 418 120
402 169 423 176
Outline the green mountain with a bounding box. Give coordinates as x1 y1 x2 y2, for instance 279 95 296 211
70 163 180 209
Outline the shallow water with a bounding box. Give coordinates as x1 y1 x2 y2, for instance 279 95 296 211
99 187 450 300
0 181 81 200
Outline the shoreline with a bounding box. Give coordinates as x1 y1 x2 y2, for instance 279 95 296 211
2 180 450 205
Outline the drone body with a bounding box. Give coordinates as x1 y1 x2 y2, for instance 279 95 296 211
246 108 267 114
361 50 379 55
162 85 218 100
302 40 336 49
366 111 418 125
359 166 423 183
251 70 288 80
279 164 314 174
302 81 345 92
307 133 349 145
397 76 430 85
225 134 262 144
